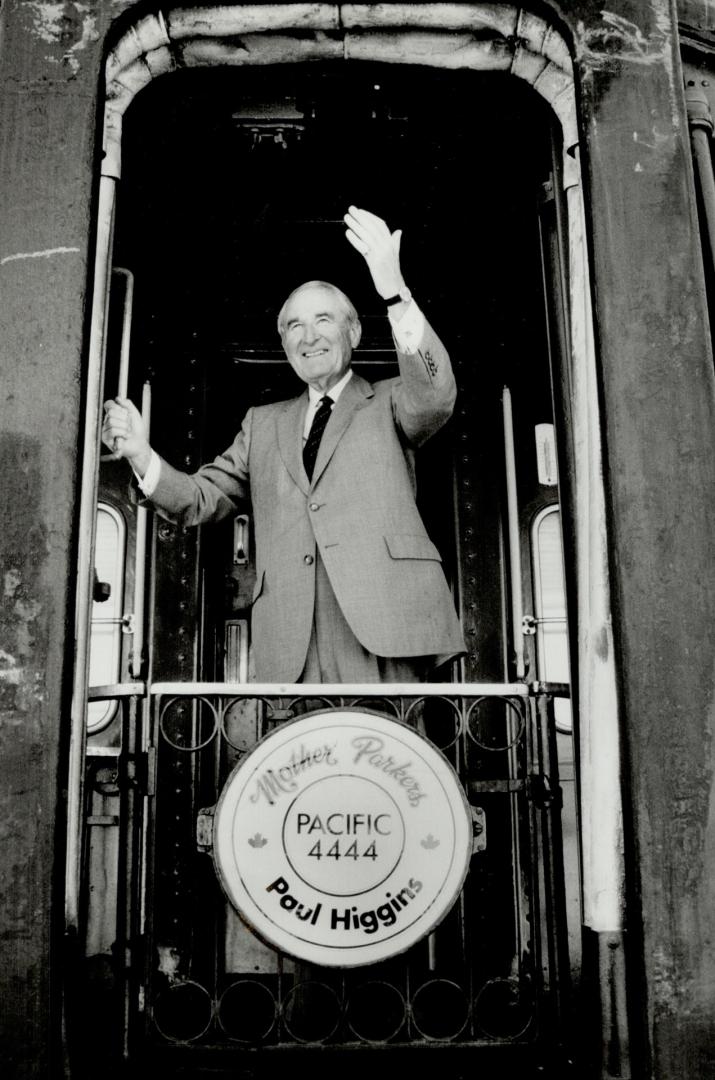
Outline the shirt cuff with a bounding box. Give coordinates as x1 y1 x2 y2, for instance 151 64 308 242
388 299 426 356
134 450 161 496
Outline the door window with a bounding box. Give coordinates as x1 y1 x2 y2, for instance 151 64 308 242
88 503 126 732
531 505 572 733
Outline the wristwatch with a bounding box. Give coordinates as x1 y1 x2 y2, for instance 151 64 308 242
385 285 412 306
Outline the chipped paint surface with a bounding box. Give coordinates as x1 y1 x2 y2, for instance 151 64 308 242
575 9 668 67
22 1 100 73
1 559 46 712
1 246 80 265
4 570 22 597
157 944 181 981
0 648 22 686
573 3 682 135
23 1 68 42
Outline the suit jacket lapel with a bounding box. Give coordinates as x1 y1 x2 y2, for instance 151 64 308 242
277 390 310 494
310 373 374 488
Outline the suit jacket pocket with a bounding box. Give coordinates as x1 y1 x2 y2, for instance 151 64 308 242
383 534 442 561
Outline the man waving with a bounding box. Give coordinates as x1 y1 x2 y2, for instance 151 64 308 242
103 207 465 682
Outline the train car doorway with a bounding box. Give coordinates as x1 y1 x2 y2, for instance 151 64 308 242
79 55 579 1079
110 60 563 686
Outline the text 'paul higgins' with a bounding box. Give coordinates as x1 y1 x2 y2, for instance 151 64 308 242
265 875 423 934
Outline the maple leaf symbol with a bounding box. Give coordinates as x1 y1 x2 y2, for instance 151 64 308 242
248 833 268 848
421 834 440 849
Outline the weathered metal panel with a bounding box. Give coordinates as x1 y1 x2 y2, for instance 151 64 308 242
0 0 115 1074
574 1 715 1076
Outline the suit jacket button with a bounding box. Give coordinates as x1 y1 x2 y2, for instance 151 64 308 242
304 554 314 565
309 503 319 512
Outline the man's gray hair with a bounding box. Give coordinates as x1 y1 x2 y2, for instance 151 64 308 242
277 281 360 337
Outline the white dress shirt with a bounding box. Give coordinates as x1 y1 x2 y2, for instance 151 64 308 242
137 299 426 495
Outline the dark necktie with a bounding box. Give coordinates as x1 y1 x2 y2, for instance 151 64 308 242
303 395 333 480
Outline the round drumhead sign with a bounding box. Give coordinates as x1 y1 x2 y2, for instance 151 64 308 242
213 709 472 967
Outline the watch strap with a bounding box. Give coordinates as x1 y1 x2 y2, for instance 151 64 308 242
385 285 412 307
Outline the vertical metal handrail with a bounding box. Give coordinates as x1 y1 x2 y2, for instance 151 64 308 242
131 381 151 678
112 267 134 399
502 387 526 678
65 173 118 937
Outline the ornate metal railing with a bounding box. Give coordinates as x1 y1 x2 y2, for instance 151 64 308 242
80 681 571 1064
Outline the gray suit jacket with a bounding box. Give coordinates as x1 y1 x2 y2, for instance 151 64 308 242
149 319 466 681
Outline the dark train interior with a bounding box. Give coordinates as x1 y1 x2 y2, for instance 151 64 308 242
103 60 562 678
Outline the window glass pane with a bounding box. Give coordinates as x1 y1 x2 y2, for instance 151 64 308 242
88 504 126 732
532 507 571 732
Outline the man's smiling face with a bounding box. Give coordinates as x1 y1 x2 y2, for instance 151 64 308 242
280 284 361 393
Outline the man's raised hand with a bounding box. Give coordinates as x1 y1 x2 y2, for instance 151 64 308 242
102 397 152 475
344 205 406 300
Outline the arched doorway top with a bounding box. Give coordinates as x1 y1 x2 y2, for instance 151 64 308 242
103 4 577 184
